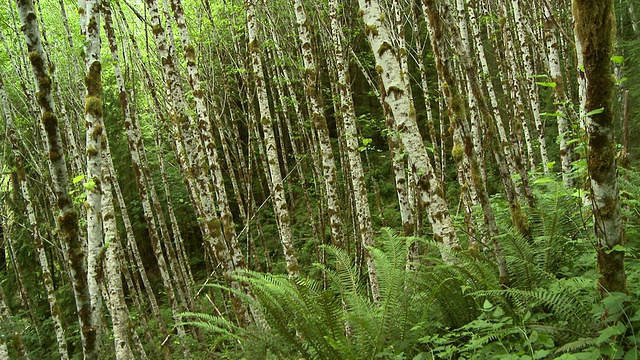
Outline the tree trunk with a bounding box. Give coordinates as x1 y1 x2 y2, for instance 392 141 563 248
360 0 460 253
294 0 344 249
544 5 574 188
81 0 105 350
15 1 97 357
246 0 300 277
573 0 627 296
1 77 69 360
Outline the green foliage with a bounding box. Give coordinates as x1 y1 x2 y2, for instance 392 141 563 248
183 174 640 358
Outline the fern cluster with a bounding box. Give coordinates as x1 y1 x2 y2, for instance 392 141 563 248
182 176 640 359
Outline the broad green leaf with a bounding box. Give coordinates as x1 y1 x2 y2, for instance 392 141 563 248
596 322 625 345
83 179 96 191
540 112 563 117
483 299 493 309
611 55 624 64
605 244 626 254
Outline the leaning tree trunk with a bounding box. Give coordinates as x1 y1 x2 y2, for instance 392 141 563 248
15 1 97 357
294 0 344 249
1 77 69 360
246 0 299 277
573 0 627 296
359 0 460 253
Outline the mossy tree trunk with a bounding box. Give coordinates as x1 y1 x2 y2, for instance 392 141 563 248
15 0 98 357
81 0 105 352
1 76 69 360
359 0 460 254
573 0 627 296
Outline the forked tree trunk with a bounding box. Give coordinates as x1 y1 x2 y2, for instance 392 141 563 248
573 0 627 296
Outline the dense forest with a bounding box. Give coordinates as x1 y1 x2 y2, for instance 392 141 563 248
0 0 639 358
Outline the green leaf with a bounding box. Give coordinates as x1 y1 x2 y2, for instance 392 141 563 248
547 161 556 169
624 347 638 360
571 189 585 198
601 293 630 314
596 322 625 345
532 74 550 79
583 107 604 117
483 299 493 310
605 244 626 254
83 179 96 191
611 55 624 64
73 174 86 184
533 177 555 185
536 81 557 88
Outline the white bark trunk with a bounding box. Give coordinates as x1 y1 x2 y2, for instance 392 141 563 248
294 0 344 249
511 0 550 173
16 1 97 357
544 6 573 188
82 0 104 350
101 145 135 360
361 0 459 252
246 0 299 277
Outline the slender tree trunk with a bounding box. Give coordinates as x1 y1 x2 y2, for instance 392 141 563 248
246 0 299 277
1 77 69 360
544 5 574 188
511 0 550 173
573 0 627 296
294 0 344 249
81 0 105 351
101 142 135 359
15 1 97 357
360 0 460 253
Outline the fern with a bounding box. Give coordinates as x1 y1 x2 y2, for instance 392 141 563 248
178 311 245 341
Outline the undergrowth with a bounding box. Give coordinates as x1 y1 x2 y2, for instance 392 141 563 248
183 175 640 359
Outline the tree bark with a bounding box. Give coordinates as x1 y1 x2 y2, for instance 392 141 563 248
246 0 300 277
15 1 97 357
573 0 627 296
360 0 460 254
81 0 105 350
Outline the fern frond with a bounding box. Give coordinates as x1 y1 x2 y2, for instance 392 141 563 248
554 337 597 354
178 311 245 341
